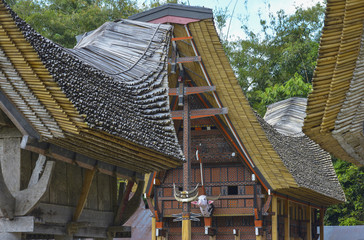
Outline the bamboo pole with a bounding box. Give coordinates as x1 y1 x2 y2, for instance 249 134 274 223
272 196 278 240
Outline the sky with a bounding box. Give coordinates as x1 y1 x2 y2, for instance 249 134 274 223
139 0 325 40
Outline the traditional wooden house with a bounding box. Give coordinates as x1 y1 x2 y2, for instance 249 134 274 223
303 0 364 166
0 1 184 239
129 4 345 240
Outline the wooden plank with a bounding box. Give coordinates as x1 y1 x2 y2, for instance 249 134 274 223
169 86 216 96
97 171 111 211
72 167 97 222
171 107 228 120
50 161 68 205
67 163 82 207
0 216 34 232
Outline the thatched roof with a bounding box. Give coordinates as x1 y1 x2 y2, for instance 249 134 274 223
0 0 183 174
303 0 364 166
263 98 345 202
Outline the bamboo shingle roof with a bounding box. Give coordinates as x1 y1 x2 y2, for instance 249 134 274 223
304 0 364 166
0 1 183 174
131 5 345 205
263 98 345 202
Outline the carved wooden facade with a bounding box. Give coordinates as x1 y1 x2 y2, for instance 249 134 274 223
130 4 346 240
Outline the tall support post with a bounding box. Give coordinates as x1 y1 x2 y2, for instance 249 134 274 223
319 208 325 240
271 196 278 240
284 199 290 240
152 217 157 240
306 206 312 240
182 91 191 240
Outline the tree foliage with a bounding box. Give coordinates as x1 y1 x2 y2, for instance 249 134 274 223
9 0 140 48
223 3 324 115
325 159 364 226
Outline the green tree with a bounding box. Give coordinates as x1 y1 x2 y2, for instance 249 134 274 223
10 0 140 48
325 159 364 226
223 3 324 115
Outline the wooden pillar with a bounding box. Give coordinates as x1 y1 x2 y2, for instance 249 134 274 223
284 199 290 240
272 195 278 240
182 219 191 240
152 217 157 240
182 92 191 240
306 206 312 240
0 233 21 240
234 230 240 240
209 236 216 240
256 235 262 240
319 208 325 240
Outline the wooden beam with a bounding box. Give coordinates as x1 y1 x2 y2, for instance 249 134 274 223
169 56 201 64
0 92 40 139
171 107 228 120
284 199 290 240
271 196 278 240
169 86 216 96
118 180 145 226
114 180 134 225
320 208 325 240
307 205 312 240
172 36 193 41
0 216 34 232
21 137 143 180
72 167 97 222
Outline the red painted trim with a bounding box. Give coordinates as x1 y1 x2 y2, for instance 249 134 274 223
149 16 200 24
172 36 193 41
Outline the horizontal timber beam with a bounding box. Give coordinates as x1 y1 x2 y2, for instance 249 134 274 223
169 56 201 64
21 136 143 180
172 36 193 41
171 107 228 120
169 86 216 96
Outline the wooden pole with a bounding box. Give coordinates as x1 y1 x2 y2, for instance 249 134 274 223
234 229 240 240
152 217 157 240
320 208 325 240
284 199 290 240
182 219 191 240
182 92 191 240
271 195 278 240
306 206 312 240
